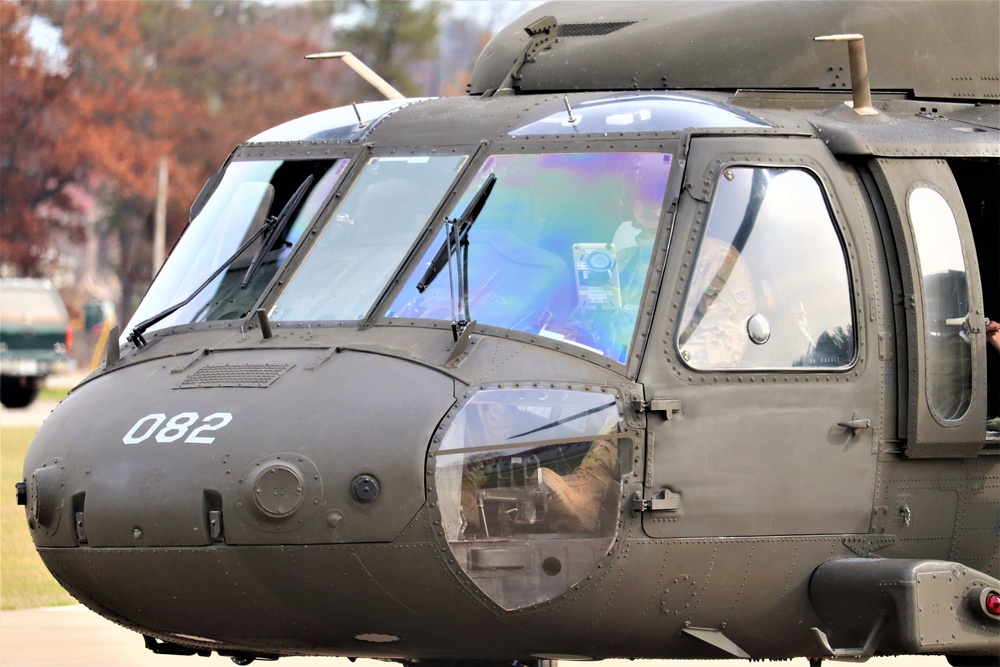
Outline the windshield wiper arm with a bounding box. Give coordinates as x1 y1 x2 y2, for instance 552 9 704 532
416 173 496 293
241 174 314 289
126 221 275 348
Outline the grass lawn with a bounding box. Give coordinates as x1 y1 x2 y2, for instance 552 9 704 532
1 426 76 609
38 386 70 403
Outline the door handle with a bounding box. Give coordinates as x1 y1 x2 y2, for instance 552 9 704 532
838 411 871 437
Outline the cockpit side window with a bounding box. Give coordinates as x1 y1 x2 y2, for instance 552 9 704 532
677 167 855 370
386 152 673 364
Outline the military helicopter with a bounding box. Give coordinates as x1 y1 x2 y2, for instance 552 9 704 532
18 1 1000 666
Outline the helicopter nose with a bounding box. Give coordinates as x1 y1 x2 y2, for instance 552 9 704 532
24 348 457 549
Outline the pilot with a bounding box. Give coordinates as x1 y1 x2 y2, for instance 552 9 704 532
570 155 667 361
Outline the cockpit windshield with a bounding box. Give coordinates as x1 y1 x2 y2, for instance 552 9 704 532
270 154 468 322
387 151 673 364
123 158 346 340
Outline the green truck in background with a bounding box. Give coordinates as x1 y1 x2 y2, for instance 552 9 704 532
0 278 74 408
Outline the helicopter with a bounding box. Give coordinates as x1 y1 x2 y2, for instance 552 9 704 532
18 1 1000 666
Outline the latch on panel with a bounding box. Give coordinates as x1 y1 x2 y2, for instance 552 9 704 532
632 488 682 512
650 399 682 419
208 510 223 542
634 398 682 419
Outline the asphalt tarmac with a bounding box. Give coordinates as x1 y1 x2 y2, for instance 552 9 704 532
1 606 379 667
0 605 953 667
0 376 951 667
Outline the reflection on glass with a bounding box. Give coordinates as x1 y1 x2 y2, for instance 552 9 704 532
123 159 346 340
271 155 467 321
677 167 855 370
248 100 412 143
387 152 673 363
434 388 628 610
909 187 972 421
509 94 768 136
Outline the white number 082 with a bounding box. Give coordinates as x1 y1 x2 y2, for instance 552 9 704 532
123 412 233 445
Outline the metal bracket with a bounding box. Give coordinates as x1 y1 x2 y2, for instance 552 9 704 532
634 398 682 419
651 399 682 419
632 488 681 513
811 612 890 662
445 320 478 367
492 16 558 94
682 625 751 658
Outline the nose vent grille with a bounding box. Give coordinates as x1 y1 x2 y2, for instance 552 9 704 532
558 21 636 38
178 363 293 389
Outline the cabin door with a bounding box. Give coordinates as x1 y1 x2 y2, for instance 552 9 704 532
867 158 987 458
637 136 883 538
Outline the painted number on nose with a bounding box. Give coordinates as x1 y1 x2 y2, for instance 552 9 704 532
123 412 234 445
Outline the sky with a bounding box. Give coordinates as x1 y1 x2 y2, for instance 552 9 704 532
446 0 546 30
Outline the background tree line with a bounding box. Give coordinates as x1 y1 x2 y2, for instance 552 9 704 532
1 0 517 338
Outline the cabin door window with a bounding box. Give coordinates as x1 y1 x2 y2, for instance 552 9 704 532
675 166 855 370
908 187 973 422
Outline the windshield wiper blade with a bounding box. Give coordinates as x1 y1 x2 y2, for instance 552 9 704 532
126 221 275 348
241 174 314 289
416 173 496 293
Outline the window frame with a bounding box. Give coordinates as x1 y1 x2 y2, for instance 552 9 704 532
258 145 475 328
906 184 975 424
373 138 686 377
674 160 859 374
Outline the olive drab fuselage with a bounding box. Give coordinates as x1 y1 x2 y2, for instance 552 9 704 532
22 2 1000 665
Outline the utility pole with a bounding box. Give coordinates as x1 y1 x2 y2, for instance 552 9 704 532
153 156 168 275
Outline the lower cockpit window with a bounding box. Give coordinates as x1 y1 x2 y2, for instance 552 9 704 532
386 152 673 364
433 388 629 610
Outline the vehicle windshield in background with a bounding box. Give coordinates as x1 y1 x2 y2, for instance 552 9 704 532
122 158 347 340
387 152 673 364
270 154 468 322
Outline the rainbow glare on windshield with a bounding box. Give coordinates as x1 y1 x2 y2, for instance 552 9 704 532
388 151 673 364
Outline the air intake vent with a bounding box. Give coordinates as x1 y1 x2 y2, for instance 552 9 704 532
558 21 636 38
179 364 293 389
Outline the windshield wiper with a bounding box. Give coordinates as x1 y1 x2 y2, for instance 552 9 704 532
241 174 314 289
126 222 275 348
127 175 316 349
416 173 496 294
416 173 496 340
